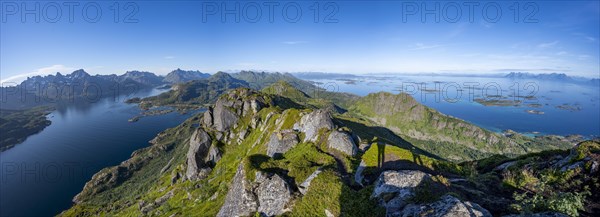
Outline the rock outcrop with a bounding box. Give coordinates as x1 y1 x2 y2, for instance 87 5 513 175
371 170 492 217
371 170 431 215
203 88 268 132
293 109 334 142
255 173 293 216
217 164 258 217
503 212 569 217
327 130 358 156
299 168 323 195
400 195 492 217
186 128 220 180
266 130 299 157
217 164 293 217
354 160 367 186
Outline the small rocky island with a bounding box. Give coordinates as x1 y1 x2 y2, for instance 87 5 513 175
526 109 545 115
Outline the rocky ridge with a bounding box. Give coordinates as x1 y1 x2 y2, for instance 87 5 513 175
63 82 597 217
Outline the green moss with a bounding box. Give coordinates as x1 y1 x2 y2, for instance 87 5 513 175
288 170 384 217
361 144 466 175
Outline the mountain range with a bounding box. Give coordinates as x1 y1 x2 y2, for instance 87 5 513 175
0 69 211 110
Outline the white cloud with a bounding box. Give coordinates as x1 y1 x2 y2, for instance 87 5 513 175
447 23 466 37
1 65 75 84
164 56 176 59
282 41 307 45
578 55 591 60
572 33 597 42
555 51 568 56
479 20 493 28
537 41 559 48
585 36 596 42
408 43 446 51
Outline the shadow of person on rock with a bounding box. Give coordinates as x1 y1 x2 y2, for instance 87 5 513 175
377 141 385 168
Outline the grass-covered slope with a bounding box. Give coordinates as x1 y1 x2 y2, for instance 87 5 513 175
261 80 348 113
349 92 571 161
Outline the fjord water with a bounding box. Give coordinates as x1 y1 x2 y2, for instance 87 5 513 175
310 75 600 137
0 88 196 216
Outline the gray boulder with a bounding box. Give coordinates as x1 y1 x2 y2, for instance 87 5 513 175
293 109 334 142
266 130 299 157
327 130 358 156
560 161 584 172
203 108 213 127
355 160 367 186
503 212 568 217
256 173 293 216
299 168 323 195
217 164 293 217
203 88 268 132
217 164 258 217
359 142 371 153
591 161 599 174
399 195 492 217
212 101 239 132
372 170 431 214
494 161 516 172
186 128 220 180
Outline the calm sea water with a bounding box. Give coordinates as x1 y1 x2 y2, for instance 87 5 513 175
0 88 197 217
307 75 600 137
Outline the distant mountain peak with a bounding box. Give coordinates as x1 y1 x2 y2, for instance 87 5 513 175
211 71 233 79
505 72 572 81
70 69 90 78
163 69 210 83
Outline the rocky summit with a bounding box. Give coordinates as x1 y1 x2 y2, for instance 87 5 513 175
62 79 599 217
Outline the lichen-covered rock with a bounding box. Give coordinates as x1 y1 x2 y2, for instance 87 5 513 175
399 195 492 217
266 130 299 157
299 168 322 195
256 173 293 216
186 128 219 180
203 108 213 127
325 209 335 217
355 160 367 186
494 161 516 172
203 88 269 132
212 101 239 132
293 109 334 142
372 170 431 214
560 161 584 172
327 130 358 156
591 161 599 174
503 212 568 217
216 164 258 217
358 142 371 153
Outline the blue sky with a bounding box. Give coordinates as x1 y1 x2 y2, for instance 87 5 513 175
1 1 599 83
